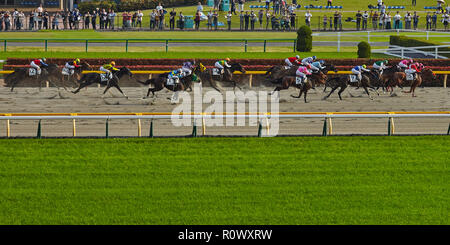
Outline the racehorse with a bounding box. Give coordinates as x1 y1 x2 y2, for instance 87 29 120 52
72 67 133 98
269 75 325 103
59 61 93 89
5 64 60 92
138 64 202 98
196 62 246 92
402 67 436 97
323 73 376 100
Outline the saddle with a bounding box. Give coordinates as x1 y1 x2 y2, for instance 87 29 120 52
212 68 223 76
100 73 112 82
62 67 74 76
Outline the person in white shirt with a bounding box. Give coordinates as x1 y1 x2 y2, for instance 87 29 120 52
197 2 203 12
394 11 401 29
305 11 312 27
443 12 450 30
156 3 164 13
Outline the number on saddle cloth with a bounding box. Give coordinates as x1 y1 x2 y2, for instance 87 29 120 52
62 67 73 76
100 73 112 82
295 76 304 85
212 68 222 76
406 73 415 81
29 68 37 76
349 75 358 83
166 78 175 86
284 66 290 70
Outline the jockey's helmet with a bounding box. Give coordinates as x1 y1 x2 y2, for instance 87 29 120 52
384 60 388 64
409 59 413 63
319 60 325 65
362 65 367 69
225 58 230 62
295 55 300 59
42 58 46 62
110 61 116 66
312 56 316 60
75 58 80 64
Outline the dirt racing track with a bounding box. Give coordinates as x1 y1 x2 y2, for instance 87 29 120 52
0 81 448 137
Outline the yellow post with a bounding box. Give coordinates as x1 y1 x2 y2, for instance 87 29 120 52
6 119 10 138
249 74 253 88
138 119 142 137
265 116 270 135
46 81 49 88
444 74 447 88
326 113 333 135
71 114 77 137
202 113 206 136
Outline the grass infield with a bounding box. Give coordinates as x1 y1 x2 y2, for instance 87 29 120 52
0 136 448 225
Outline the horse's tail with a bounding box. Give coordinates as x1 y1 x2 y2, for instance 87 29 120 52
135 78 154 86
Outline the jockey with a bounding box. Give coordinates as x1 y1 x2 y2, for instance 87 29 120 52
310 60 325 73
100 61 119 80
398 59 413 70
285 55 301 67
296 64 312 84
215 58 231 74
373 60 388 73
301 56 316 66
168 68 183 84
351 65 370 82
181 60 194 77
30 58 48 75
405 62 422 80
64 58 81 75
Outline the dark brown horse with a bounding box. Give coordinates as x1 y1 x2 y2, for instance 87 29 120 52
403 67 436 97
323 73 376 100
269 75 325 103
5 64 60 92
60 62 93 89
196 62 246 92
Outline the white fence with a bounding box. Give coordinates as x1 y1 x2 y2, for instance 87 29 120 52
372 44 450 59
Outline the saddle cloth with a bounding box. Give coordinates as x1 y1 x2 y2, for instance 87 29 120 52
62 67 74 76
295 76 304 85
28 68 37 76
284 66 290 70
349 75 358 83
406 73 415 81
100 73 112 82
212 68 222 76
166 78 175 86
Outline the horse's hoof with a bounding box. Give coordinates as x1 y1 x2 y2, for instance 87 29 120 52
322 97 327 100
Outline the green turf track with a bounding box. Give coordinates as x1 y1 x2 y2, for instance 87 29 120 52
0 136 448 225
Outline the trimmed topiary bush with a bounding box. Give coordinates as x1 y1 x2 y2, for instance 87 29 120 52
296 25 312 52
357 41 371 58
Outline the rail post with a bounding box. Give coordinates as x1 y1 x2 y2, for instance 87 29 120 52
125 40 129 53
337 32 341 52
444 74 448 88
202 114 206 136
137 119 142 137
165 40 169 52
105 118 109 138
36 119 42 139
248 74 253 88
293 39 296 52
149 120 154 138
244 40 248 52
257 120 262 137
401 48 404 59
263 40 267 52
426 31 429 40
3 40 6 52
322 117 328 136
387 113 395 136
6 119 10 138
44 40 48 52
71 113 77 137
435 47 438 59
265 117 270 135
447 123 450 135
367 31 370 43
85 40 88 53
192 121 197 137
327 113 333 135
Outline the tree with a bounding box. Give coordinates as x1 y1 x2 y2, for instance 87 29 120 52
296 25 312 52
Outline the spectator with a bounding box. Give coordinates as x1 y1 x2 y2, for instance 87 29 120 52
150 10 157 30
250 11 256 31
84 12 90 29
169 9 176 30
327 0 332 7
18 11 25 30
158 10 165 30
447 5 450 14
412 0 416 7
323 15 328 30
12 9 18 30
226 11 232 30
380 3 386 15
238 0 245 13
244 11 249 30
274 0 280 15
338 11 343 30
404 12 412 29
265 10 271 30
231 0 237 15
377 0 383 11
213 10 218 30
100 9 107 29
443 11 450 31
156 3 164 13
372 11 378 30
393 11 401 29
362 11 369 30
108 10 116 30
197 2 204 12
356 11 362 30
426 12 432 30
385 12 392 30
265 0 270 10
305 10 312 27
43 11 48 30
258 9 264 29
333 11 338 31
207 10 213 30
413 12 419 30
432 11 438 30
4 11 10 31
179 11 185 30
195 10 201 30
239 11 244 30
290 10 296 29
379 13 385 29
132 12 137 27
91 10 97 30
137 10 143 28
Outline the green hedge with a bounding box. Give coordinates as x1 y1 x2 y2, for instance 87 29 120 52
390 35 450 58
79 0 206 13
357 41 371 58
296 25 312 52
